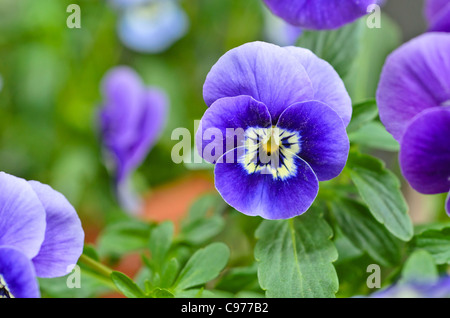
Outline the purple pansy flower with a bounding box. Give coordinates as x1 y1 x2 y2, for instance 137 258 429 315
425 0 450 32
371 276 450 298
99 66 167 213
263 0 380 30
0 172 84 298
377 33 450 214
110 0 189 54
196 42 351 219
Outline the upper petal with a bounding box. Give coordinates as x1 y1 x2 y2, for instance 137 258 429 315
377 33 450 141
0 247 40 298
196 95 272 164
263 0 380 30
29 181 84 278
203 41 314 121
214 147 319 219
276 101 350 181
284 46 352 126
0 172 46 259
399 107 450 195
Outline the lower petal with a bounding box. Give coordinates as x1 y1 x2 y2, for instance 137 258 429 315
0 247 40 298
214 147 319 220
29 181 85 278
399 107 450 194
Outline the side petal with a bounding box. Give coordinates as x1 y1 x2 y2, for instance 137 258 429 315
284 46 352 126
0 247 40 298
263 0 380 30
214 147 319 220
196 95 272 164
0 172 46 259
377 33 450 141
399 107 450 195
29 181 84 278
277 101 350 181
203 41 314 121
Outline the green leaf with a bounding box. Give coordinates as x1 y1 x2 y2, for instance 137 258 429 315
255 207 338 298
331 198 402 266
149 221 174 270
149 288 174 298
97 219 152 257
413 227 450 265
297 19 365 77
346 99 379 133
347 152 413 241
214 264 260 293
173 242 230 291
399 250 438 285
349 122 399 151
160 258 180 288
111 271 145 298
179 194 225 245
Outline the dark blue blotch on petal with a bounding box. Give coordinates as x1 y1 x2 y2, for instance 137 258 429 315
0 247 40 298
214 147 319 220
196 95 272 164
277 101 349 181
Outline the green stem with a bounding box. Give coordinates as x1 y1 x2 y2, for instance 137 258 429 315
78 254 118 292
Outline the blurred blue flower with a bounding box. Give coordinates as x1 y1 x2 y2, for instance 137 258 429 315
111 0 189 54
99 66 168 214
0 172 84 298
371 276 450 298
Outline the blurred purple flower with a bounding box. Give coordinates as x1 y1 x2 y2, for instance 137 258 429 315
196 42 351 219
377 33 450 214
425 0 450 32
0 172 84 298
371 276 450 298
263 0 381 30
99 66 167 213
110 0 189 54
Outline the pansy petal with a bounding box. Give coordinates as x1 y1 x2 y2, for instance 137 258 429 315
116 88 168 183
0 172 46 259
215 147 319 219
284 46 352 126
196 95 272 164
399 107 450 195
263 0 380 30
377 33 450 141
29 181 84 278
203 41 314 121
425 0 450 32
277 101 349 181
0 247 40 298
